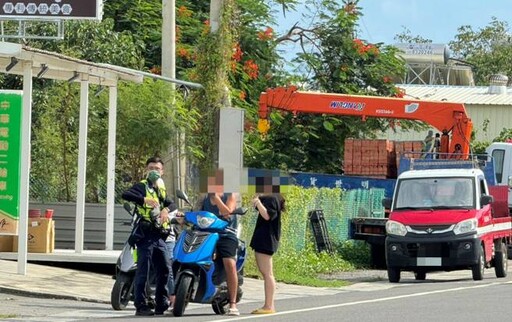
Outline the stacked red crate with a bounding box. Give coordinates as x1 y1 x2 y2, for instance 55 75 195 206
343 138 354 173
344 138 396 178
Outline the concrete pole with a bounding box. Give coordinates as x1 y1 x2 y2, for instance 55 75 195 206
105 84 118 251
75 75 89 253
162 0 175 80
210 0 223 33
17 61 33 275
162 0 183 197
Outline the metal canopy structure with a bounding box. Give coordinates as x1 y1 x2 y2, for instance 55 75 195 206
0 42 142 85
1 41 202 275
0 41 145 275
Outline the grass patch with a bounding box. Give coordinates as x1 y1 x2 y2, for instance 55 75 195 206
244 241 371 287
0 314 17 319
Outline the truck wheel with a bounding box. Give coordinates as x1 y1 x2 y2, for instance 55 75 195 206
173 275 192 317
414 270 426 280
494 241 508 278
387 267 401 283
471 244 485 281
110 272 133 311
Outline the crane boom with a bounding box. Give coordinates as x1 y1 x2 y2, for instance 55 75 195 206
258 86 473 156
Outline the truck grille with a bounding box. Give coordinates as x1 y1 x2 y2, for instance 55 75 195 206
408 224 454 234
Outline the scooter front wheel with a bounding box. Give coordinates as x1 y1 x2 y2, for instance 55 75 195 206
111 273 133 310
173 275 193 317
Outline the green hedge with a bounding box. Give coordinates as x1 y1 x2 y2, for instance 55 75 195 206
240 185 385 252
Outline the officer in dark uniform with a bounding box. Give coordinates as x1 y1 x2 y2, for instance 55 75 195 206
122 156 177 316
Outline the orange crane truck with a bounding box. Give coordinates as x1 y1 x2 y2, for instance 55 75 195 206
256 86 476 267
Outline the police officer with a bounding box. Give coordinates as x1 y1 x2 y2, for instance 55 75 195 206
122 156 177 316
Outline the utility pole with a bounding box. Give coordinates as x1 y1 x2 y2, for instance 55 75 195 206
209 0 243 196
210 0 223 33
162 0 185 197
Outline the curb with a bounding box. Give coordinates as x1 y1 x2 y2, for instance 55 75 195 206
0 286 110 304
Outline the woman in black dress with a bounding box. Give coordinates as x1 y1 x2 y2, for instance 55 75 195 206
250 193 285 314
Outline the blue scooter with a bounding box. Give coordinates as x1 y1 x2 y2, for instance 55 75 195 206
171 190 247 317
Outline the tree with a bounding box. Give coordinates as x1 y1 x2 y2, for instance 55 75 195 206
450 17 512 85
177 0 296 169
25 18 198 202
245 0 408 173
394 27 432 44
7 0 302 201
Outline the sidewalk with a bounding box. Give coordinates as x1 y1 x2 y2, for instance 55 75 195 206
0 259 344 304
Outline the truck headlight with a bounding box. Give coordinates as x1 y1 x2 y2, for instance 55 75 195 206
453 218 477 235
386 220 407 236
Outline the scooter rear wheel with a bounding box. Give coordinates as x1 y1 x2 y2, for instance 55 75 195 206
212 298 229 315
173 275 193 317
111 273 133 310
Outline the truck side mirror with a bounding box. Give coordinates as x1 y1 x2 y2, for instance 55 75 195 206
382 198 392 209
508 176 512 188
480 195 494 206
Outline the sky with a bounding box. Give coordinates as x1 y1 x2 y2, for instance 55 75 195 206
276 0 512 47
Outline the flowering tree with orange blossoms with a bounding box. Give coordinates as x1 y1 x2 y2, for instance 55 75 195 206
246 0 425 173
169 0 295 166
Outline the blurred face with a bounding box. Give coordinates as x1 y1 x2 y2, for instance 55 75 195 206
207 171 224 194
147 162 163 173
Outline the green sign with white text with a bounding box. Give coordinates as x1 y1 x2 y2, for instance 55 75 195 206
0 91 22 235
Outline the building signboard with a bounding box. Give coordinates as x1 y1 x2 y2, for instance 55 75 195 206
0 0 102 20
0 90 22 235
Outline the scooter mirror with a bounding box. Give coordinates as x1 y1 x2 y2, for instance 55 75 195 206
176 189 191 205
123 202 132 214
232 207 248 215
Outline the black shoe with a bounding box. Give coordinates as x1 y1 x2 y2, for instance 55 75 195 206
135 307 154 316
154 304 169 316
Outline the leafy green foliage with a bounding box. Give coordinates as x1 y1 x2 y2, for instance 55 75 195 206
115 79 199 185
450 18 512 85
335 240 371 268
394 27 433 43
1 5 206 202
245 0 409 173
470 120 512 155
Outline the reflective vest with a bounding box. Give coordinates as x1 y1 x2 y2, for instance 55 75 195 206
136 180 170 230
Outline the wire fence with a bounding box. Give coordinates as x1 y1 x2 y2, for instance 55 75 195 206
239 186 385 253
29 177 129 204
30 177 385 253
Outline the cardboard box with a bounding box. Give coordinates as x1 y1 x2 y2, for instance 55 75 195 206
0 235 14 252
13 218 55 253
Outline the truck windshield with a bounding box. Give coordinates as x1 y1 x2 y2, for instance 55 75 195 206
394 177 474 210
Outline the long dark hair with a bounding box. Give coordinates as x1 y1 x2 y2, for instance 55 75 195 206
274 193 286 213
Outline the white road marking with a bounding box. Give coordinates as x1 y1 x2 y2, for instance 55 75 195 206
212 280 512 321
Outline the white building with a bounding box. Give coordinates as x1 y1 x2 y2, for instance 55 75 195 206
381 44 512 143
379 83 512 142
